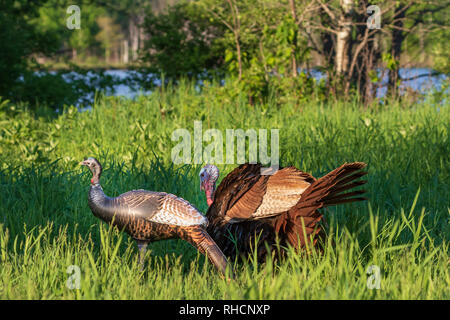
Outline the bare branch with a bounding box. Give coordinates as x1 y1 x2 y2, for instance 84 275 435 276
315 0 337 21
308 24 339 35
401 71 441 82
204 7 234 32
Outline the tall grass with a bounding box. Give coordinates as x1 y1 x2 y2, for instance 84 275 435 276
0 82 448 299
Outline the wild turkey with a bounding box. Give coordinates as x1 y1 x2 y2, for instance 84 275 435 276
80 157 231 277
199 162 368 260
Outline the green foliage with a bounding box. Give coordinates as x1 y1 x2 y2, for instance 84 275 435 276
140 1 226 81
140 0 319 100
382 53 400 72
0 0 56 98
402 1 450 73
95 16 123 61
2 0 447 107
0 0 114 107
68 5 104 60
0 83 448 299
11 73 80 108
431 42 450 74
4 68 123 109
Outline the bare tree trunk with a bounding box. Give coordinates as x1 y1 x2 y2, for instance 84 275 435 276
139 16 146 51
345 0 380 104
289 0 298 77
361 38 377 105
234 31 243 80
335 0 354 76
227 0 242 80
129 17 140 61
335 30 350 75
388 6 406 98
122 39 129 64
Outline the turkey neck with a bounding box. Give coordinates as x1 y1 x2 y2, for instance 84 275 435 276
205 181 216 207
206 187 214 206
88 183 115 222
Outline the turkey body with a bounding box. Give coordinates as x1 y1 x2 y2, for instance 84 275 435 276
88 187 207 242
205 162 368 260
80 157 231 276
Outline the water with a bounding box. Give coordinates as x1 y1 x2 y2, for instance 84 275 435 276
60 68 446 110
376 68 447 97
105 68 447 97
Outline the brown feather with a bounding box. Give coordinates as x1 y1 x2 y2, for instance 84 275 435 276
209 164 268 223
181 226 233 278
281 162 367 248
206 162 368 259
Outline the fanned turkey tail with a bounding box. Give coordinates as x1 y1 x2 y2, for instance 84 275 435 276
275 162 368 249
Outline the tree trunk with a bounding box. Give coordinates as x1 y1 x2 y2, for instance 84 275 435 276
122 39 129 64
289 0 298 77
227 0 242 80
234 31 243 81
335 0 354 76
388 6 406 98
129 17 140 61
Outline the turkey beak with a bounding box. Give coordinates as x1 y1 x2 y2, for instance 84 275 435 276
79 160 88 166
200 174 208 191
200 178 206 191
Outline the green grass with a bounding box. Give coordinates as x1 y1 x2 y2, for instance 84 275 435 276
0 82 448 299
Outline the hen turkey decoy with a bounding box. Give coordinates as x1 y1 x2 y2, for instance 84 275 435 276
200 162 368 260
80 157 231 276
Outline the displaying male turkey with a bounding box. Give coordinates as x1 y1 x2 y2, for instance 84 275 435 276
199 162 368 260
80 157 231 277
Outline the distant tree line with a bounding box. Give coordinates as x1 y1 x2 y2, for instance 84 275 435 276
0 0 172 106
0 0 448 106
141 0 449 104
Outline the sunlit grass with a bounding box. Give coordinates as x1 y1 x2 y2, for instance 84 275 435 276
0 83 448 299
